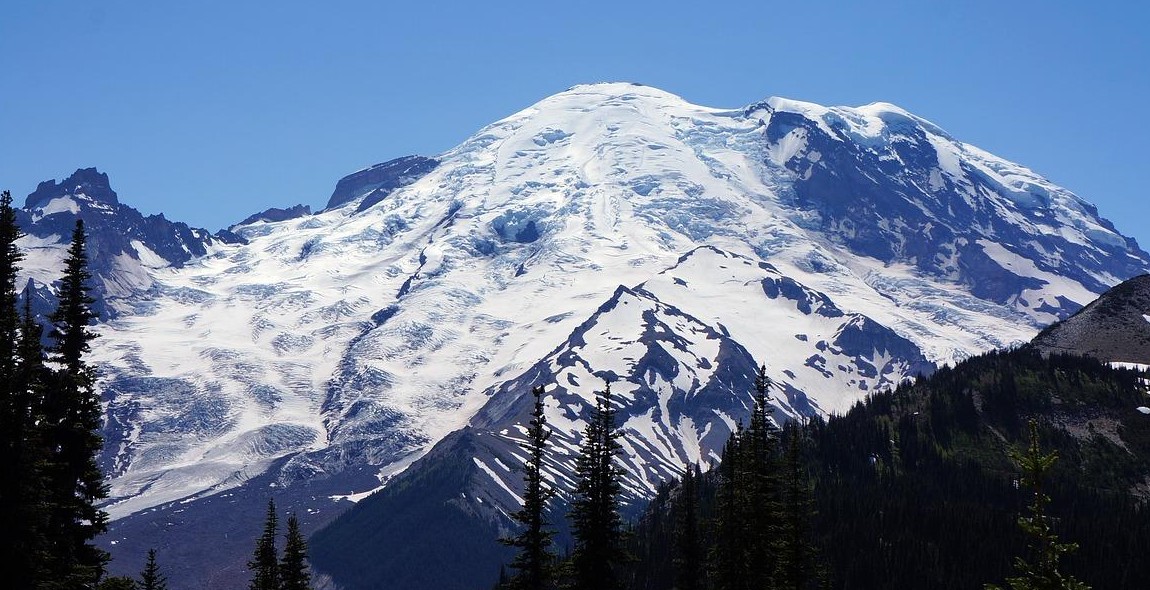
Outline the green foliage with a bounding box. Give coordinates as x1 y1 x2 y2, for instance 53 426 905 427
622 347 1150 590
97 576 138 590
500 385 558 590
139 548 167 590
708 365 785 590
0 216 108 588
568 380 626 590
281 514 312 590
775 423 823 590
249 500 280 590
673 464 706 590
0 191 52 589
986 420 1090 590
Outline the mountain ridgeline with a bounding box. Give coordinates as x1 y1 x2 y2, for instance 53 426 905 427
7 83 1150 588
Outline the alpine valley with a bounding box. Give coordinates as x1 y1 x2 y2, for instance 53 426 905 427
13 83 1149 589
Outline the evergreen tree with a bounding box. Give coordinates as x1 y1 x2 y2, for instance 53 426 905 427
11 297 52 589
249 499 280 590
711 365 782 590
744 364 781 589
500 385 558 590
96 576 137 590
44 219 109 587
0 191 47 590
0 190 22 382
710 427 748 590
139 548 168 590
673 464 706 590
281 513 312 590
986 420 1090 590
775 423 821 590
569 380 625 590
0 189 22 518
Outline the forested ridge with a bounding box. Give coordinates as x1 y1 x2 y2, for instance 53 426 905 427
619 347 1150 590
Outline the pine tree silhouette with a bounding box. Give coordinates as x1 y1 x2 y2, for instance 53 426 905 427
500 385 557 590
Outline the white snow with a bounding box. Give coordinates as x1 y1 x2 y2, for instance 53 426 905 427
131 240 171 269
474 458 522 505
38 196 81 217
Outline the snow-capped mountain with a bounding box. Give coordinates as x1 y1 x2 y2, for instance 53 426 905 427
14 168 233 318
25 83 1139 588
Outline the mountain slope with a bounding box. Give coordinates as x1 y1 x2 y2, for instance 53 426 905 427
60 83 1149 587
1033 274 1150 363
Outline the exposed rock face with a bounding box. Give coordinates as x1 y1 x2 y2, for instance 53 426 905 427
233 204 312 228
1032 274 1150 363
324 155 439 211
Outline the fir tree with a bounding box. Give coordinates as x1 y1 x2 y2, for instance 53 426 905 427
0 193 51 589
744 364 781 589
249 499 280 590
96 576 138 590
139 548 168 590
568 380 625 590
673 464 706 590
710 427 748 590
44 219 109 587
986 420 1090 590
11 297 52 589
775 422 821 590
711 365 782 590
281 513 312 590
0 190 22 381
500 385 557 590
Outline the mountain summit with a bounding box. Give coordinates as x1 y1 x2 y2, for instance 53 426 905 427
34 83 1142 588
26 167 120 208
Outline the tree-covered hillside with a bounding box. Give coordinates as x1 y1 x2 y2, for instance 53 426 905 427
623 347 1150 590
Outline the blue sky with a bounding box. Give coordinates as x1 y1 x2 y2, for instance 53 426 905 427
2 1 1147 248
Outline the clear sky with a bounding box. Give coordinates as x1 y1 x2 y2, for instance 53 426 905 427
2 1 1147 247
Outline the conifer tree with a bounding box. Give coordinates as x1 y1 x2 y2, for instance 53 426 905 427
500 385 557 590
776 422 821 590
97 576 138 590
0 190 22 382
0 192 50 589
0 193 21 476
673 463 706 590
11 297 52 589
139 548 168 590
44 219 109 587
281 513 312 590
569 380 624 590
710 427 748 590
986 420 1090 590
744 364 781 589
711 365 782 590
249 499 280 590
